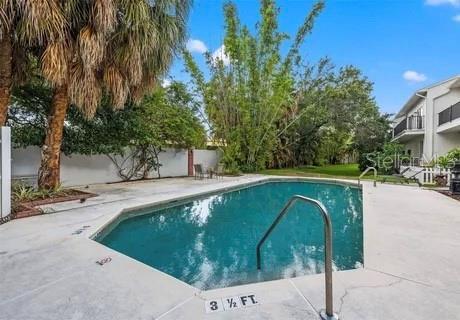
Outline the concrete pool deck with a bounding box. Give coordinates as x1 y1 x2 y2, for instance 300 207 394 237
1 175 459 319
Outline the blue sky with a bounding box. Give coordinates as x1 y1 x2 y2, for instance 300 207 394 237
167 0 460 115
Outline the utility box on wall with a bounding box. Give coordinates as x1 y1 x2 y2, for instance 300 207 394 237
1 127 11 221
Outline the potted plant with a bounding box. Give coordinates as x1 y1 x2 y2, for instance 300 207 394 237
434 174 448 187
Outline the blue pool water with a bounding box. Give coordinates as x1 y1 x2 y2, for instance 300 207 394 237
99 181 363 290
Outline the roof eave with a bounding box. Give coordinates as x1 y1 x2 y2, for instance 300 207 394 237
394 90 427 119
393 75 460 120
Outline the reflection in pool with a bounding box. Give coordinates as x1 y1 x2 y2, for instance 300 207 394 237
98 181 363 290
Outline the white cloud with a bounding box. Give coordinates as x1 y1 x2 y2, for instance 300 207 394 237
453 14 460 21
403 70 427 83
186 39 208 54
211 45 230 66
162 78 171 87
425 0 460 6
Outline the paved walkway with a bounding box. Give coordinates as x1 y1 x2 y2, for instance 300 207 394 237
0 176 459 319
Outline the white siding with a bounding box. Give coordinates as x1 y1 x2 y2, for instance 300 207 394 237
404 137 424 159
424 79 460 159
433 87 460 157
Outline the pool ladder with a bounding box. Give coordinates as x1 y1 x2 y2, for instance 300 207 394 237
256 195 339 320
358 166 377 187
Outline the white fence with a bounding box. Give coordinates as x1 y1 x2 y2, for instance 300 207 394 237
421 167 452 185
12 146 221 187
400 165 452 185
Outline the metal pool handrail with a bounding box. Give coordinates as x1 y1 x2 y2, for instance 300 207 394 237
256 195 338 320
358 166 377 187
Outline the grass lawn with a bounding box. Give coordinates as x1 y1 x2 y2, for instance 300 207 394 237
259 164 373 180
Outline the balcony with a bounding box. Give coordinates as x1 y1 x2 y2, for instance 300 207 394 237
392 115 424 142
437 102 460 133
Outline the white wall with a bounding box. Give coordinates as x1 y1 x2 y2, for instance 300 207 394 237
12 146 220 187
156 148 188 178
60 153 121 186
194 149 222 171
12 146 41 178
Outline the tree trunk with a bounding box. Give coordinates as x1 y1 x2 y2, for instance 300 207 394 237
38 84 69 189
0 34 12 126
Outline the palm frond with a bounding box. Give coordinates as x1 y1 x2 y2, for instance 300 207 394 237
103 65 129 109
41 41 69 86
69 61 101 118
78 25 104 69
62 0 89 30
120 0 150 27
130 72 156 103
36 0 191 115
16 0 67 45
92 0 116 33
112 0 190 102
11 41 30 85
0 0 14 38
124 41 143 86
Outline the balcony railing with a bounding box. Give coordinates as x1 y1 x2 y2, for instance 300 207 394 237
393 115 424 137
393 118 407 137
439 102 460 126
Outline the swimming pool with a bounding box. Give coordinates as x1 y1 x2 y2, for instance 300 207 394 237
97 180 363 290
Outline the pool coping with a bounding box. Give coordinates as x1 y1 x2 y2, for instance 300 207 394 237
90 176 361 241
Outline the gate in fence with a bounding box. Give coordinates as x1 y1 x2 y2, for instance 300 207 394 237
1 127 11 223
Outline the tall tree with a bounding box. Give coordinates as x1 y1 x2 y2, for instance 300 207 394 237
273 60 384 168
184 0 324 172
0 0 66 125
36 0 190 188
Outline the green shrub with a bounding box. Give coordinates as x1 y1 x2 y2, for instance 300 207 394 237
12 182 69 203
358 152 377 172
437 148 460 169
359 142 405 174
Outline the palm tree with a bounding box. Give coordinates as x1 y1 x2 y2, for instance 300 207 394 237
0 0 66 125
37 0 190 189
